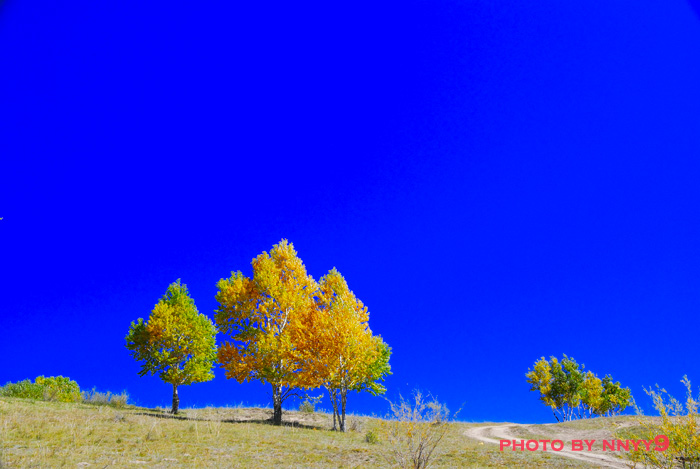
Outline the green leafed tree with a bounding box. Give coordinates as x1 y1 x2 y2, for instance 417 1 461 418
126 279 217 414
526 354 632 421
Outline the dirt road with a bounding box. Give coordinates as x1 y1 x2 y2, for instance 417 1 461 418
464 424 631 468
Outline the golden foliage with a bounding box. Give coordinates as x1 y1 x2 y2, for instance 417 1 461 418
215 240 321 423
618 376 700 468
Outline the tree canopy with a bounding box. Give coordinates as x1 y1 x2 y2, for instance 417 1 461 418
311 268 391 431
126 279 217 414
216 239 320 425
216 240 392 427
526 354 632 421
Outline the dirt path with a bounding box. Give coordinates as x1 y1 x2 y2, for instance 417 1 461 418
464 424 631 468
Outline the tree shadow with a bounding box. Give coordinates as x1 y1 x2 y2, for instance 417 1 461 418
221 417 325 430
133 411 190 421
132 411 326 430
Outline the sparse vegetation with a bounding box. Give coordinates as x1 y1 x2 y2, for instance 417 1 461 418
82 388 129 408
380 390 454 469
299 394 323 414
0 396 602 468
617 376 700 469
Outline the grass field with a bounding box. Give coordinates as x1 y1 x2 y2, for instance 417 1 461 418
0 396 631 468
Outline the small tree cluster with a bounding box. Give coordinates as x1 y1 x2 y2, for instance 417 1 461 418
526 354 632 422
618 376 700 469
124 241 390 424
216 239 391 428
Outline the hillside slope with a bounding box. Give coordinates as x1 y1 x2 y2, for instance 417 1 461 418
0 397 631 467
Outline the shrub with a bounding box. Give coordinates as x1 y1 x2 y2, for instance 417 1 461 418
299 399 315 413
82 388 111 405
380 390 454 469
0 379 43 399
298 394 323 414
0 376 81 402
347 415 363 432
365 429 379 444
36 376 81 402
82 388 129 408
109 391 129 408
617 376 700 469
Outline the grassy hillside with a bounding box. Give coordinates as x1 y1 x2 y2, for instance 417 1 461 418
0 397 629 468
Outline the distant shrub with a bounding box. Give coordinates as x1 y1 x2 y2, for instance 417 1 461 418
365 429 379 444
82 388 129 408
0 376 81 402
299 394 323 414
82 388 111 405
109 391 129 408
0 379 43 399
36 376 81 402
347 416 363 432
299 399 315 413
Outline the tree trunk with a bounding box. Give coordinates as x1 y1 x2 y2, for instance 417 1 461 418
329 388 339 431
339 388 347 432
172 384 179 415
272 384 282 425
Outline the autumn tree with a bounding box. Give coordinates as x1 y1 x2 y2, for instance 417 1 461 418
526 354 632 421
215 239 320 425
309 268 391 432
126 279 217 414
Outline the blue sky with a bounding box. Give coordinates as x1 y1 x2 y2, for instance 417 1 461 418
2 1 699 423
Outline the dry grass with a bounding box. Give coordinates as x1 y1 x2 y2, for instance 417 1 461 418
0 397 604 467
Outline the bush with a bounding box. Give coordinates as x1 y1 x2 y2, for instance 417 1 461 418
109 391 129 408
380 390 454 469
617 376 700 469
365 429 379 444
0 376 81 402
82 388 129 408
347 415 363 432
35 376 81 402
0 379 43 399
298 394 323 414
1 377 130 409
299 399 315 413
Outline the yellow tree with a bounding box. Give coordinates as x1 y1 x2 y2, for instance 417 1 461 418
311 268 391 432
580 371 604 418
215 239 320 425
125 279 217 414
